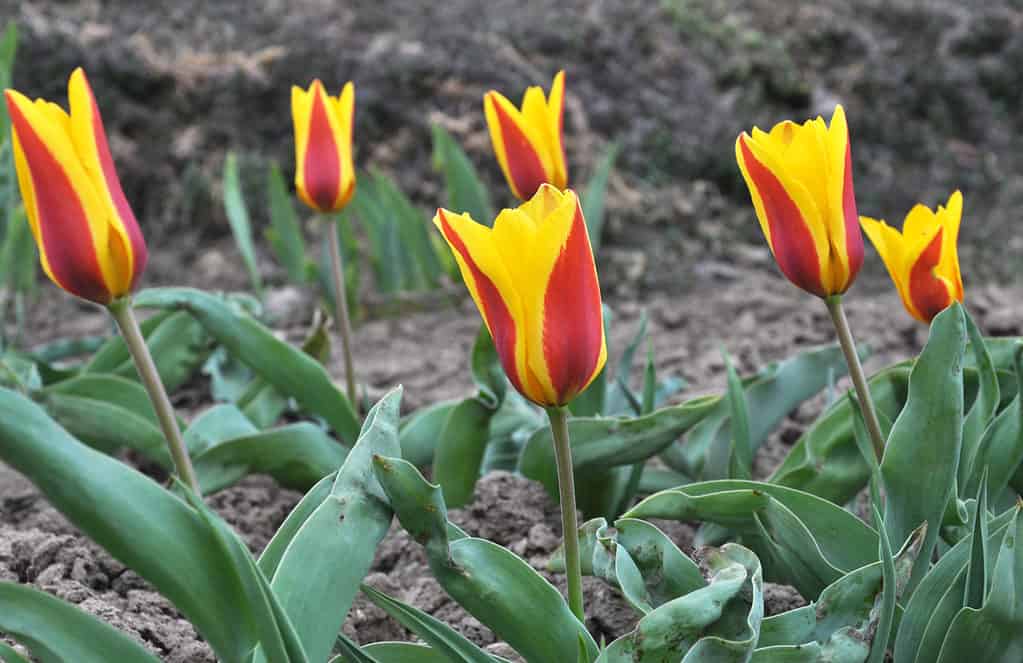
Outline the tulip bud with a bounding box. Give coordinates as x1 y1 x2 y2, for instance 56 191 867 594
735 105 863 298
292 79 356 213
861 191 964 323
484 71 567 201
5 68 147 305
434 184 606 406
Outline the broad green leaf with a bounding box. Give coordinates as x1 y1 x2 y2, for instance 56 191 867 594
40 374 171 465
364 642 486 663
399 398 460 465
935 506 1023 662
0 643 31 663
373 455 599 663
0 388 295 662
431 123 494 224
134 287 360 444
0 206 37 297
257 471 336 578
0 581 161 663
85 310 210 392
266 161 309 283
580 141 619 253
192 422 347 494
866 507 896 663
893 505 1017 662
968 344 1023 502
183 403 258 455
519 394 719 501
360 584 495 663
965 472 990 610
433 398 493 507
721 350 752 479
255 389 401 663
223 152 263 294
882 304 965 593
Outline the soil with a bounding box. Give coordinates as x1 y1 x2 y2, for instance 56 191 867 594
2 0 1023 660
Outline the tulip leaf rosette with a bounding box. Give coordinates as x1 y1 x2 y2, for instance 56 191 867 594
484 70 567 200
4 67 147 305
861 190 965 324
434 183 607 618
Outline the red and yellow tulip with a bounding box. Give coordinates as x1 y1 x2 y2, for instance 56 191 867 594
735 105 863 298
484 71 567 201
292 79 356 213
860 191 964 323
434 184 606 406
4 68 148 305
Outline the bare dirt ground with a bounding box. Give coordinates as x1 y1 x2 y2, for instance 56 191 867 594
2 0 1023 659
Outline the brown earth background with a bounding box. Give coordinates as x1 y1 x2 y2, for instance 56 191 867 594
2 0 1023 661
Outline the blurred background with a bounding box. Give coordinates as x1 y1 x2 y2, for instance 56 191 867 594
2 0 1021 298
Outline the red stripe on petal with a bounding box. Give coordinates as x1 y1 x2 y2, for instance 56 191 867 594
838 139 862 292
542 203 604 404
438 211 525 395
493 100 549 200
83 75 148 289
8 101 110 304
739 138 826 297
908 228 953 323
303 89 342 212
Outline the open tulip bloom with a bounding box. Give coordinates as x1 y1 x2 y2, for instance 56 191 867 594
861 191 964 324
291 78 360 407
736 105 885 461
484 70 567 201
5 69 198 493
434 183 607 619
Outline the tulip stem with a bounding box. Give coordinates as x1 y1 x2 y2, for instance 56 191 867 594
547 405 585 622
826 295 885 462
108 298 201 495
326 217 359 409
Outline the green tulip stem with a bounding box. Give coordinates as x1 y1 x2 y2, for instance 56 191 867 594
546 405 585 621
326 217 359 408
826 295 885 462
108 298 200 495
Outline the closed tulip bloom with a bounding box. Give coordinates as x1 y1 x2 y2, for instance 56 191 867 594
484 70 567 201
735 105 863 298
4 68 147 305
434 184 606 406
860 191 964 323
292 79 355 213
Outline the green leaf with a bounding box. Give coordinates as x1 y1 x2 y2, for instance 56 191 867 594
935 506 1023 662
721 349 752 479
364 642 476 663
433 398 493 507
0 582 162 663
964 471 990 610
255 388 402 663
223 152 263 295
0 205 37 297
360 584 496 663
866 506 897 663
959 307 1000 489
0 387 297 661
399 398 460 466
266 161 309 283
431 123 494 224
192 422 347 494
134 287 361 444
0 642 32 663
580 141 619 253
968 344 1023 502
257 471 337 578
881 303 965 593
373 455 599 663
183 403 258 455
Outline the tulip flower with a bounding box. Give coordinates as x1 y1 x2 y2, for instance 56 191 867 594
434 183 606 620
4 68 147 305
434 184 606 407
735 105 863 298
860 191 964 323
292 79 356 214
5 68 198 493
291 78 359 406
736 105 885 462
484 70 567 201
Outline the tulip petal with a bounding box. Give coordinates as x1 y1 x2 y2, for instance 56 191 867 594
5 90 111 303
331 81 356 209
546 70 567 189
67 68 147 293
907 226 954 322
825 105 863 293
485 90 550 200
434 208 538 401
860 216 912 308
938 190 964 301
736 133 829 296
